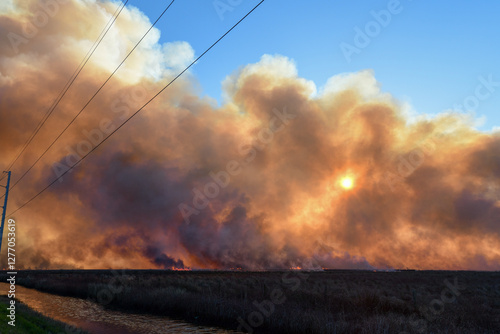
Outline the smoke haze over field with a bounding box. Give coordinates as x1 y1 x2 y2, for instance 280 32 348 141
1 0 499 270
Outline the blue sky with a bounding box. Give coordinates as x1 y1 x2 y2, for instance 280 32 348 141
126 0 500 131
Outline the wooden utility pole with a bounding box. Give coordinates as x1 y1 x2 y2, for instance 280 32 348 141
0 171 12 254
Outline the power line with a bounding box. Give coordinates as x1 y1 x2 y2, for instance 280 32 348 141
7 0 265 218
0 0 129 183
4 0 176 196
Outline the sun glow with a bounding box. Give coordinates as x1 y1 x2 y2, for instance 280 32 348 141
340 177 354 189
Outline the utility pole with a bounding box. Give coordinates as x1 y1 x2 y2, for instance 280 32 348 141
0 171 12 254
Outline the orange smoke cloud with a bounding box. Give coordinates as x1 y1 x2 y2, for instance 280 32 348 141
1 0 499 271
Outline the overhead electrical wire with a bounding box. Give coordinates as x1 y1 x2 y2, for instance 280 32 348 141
7 0 265 217
0 0 129 184
3 0 176 196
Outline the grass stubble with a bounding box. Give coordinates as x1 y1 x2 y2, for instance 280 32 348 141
0 269 498 333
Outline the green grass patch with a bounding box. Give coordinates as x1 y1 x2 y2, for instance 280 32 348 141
0 295 87 334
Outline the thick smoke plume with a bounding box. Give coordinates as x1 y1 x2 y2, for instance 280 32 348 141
0 0 499 270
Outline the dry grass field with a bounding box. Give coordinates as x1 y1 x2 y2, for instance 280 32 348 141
1 269 499 333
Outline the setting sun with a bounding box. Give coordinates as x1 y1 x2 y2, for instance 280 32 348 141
340 177 354 189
